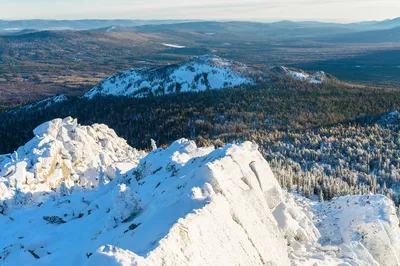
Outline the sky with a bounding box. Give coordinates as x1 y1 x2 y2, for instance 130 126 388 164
0 0 399 22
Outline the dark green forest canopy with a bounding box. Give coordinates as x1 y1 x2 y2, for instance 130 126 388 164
0 81 400 154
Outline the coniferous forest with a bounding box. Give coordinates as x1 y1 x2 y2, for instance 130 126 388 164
2 80 400 202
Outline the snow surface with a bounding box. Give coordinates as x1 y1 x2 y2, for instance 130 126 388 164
312 194 400 266
1 118 400 266
10 94 68 114
84 55 255 99
268 66 330 84
84 56 334 100
0 117 144 211
162 43 186 48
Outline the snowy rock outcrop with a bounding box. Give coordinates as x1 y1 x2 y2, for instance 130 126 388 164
0 133 318 266
84 55 255 99
313 194 400 266
268 66 331 84
1 119 400 266
0 117 144 212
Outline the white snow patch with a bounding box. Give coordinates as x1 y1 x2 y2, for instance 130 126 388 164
268 66 330 84
162 43 186 48
312 194 400 266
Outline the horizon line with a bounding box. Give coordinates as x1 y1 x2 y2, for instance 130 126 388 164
0 16 398 25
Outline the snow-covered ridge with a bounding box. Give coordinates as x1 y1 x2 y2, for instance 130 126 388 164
0 117 144 212
1 118 399 266
84 55 335 99
0 133 315 265
9 94 68 114
84 55 256 98
268 66 331 84
85 55 255 98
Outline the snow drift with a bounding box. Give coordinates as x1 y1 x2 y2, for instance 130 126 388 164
1 118 400 266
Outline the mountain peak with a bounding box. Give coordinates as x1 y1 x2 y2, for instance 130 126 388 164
84 55 254 99
84 55 335 100
189 54 237 66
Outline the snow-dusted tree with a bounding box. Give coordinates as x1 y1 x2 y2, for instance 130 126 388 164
59 182 71 196
106 184 141 229
319 189 324 202
287 173 293 192
150 139 157 151
98 166 109 187
13 186 32 206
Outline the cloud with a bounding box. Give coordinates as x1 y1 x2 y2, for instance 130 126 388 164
0 0 399 21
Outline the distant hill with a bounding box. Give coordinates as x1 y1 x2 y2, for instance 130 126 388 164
316 26 400 43
127 19 400 39
370 17 400 30
130 21 357 38
84 55 335 99
0 19 198 31
3 19 397 40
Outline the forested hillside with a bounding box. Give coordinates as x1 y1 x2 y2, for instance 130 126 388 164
2 81 400 201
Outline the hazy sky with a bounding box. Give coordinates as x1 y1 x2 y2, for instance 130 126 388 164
1 0 399 22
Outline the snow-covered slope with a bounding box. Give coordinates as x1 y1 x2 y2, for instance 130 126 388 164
0 137 295 265
268 66 331 84
84 55 255 98
1 118 399 266
84 55 336 99
313 194 400 266
9 94 68 114
0 117 144 212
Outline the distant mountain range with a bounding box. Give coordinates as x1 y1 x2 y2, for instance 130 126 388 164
316 26 400 43
0 19 197 32
109 19 400 39
1 18 400 38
